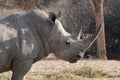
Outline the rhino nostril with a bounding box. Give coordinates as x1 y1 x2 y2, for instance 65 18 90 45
75 55 81 59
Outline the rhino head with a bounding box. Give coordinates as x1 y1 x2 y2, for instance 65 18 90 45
47 12 102 63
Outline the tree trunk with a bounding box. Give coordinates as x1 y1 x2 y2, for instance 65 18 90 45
87 0 107 59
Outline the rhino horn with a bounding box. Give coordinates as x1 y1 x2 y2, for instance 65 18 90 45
80 23 103 52
72 26 83 40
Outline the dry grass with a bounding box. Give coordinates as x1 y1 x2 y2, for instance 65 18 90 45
0 60 120 80
0 72 11 80
0 55 120 80
35 67 120 80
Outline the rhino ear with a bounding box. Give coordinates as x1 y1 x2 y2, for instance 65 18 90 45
48 12 57 23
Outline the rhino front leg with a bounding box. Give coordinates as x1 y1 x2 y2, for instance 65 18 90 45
11 59 33 80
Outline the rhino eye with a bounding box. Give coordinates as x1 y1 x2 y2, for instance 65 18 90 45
66 40 70 45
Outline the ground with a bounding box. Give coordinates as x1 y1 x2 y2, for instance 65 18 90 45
0 55 120 80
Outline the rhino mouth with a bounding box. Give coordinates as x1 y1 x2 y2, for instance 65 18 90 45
69 55 81 63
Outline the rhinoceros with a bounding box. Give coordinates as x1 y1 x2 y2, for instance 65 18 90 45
0 9 102 80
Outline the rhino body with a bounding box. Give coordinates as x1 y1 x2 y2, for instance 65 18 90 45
0 10 50 80
0 10 102 80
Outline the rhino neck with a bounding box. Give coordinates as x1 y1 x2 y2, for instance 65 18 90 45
35 21 53 54
23 11 53 57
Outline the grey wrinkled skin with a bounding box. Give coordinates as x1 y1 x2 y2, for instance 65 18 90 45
0 9 102 80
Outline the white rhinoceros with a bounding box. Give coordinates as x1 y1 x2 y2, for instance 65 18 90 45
0 9 102 80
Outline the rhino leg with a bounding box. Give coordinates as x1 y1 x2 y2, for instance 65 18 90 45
11 59 33 80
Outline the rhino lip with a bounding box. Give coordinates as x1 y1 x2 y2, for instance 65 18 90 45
69 60 78 63
69 55 81 63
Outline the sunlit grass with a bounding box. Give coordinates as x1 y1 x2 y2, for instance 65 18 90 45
0 62 120 80
38 66 120 80
0 72 11 80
